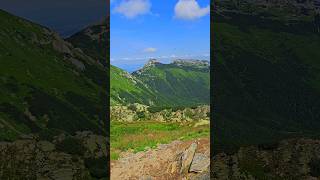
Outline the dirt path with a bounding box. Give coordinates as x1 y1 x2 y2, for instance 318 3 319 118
111 138 210 180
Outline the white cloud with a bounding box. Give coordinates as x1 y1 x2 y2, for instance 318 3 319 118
174 0 209 20
114 0 151 19
143 47 157 53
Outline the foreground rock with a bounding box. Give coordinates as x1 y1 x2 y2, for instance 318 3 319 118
111 138 210 180
0 131 108 179
180 143 197 174
212 138 320 179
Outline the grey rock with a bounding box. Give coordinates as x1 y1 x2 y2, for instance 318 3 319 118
190 153 210 173
180 142 197 174
190 169 210 180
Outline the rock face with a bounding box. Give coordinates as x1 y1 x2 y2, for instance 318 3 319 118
111 103 210 122
0 131 108 179
111 138 210 180
190 153 210 173
212 138 320 179
180 143 197 174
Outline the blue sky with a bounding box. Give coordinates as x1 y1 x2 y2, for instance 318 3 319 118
111 0 210 72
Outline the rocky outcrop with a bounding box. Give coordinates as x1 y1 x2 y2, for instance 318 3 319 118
212 138 320 179
111 103 210 122
0 131 108 179
111 138 210 180
173 60 210 69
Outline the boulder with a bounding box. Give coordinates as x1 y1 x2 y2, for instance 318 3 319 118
180 142 197 174
189 153 210 173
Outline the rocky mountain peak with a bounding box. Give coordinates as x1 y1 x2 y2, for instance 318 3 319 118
145 59 161 68
172 59 210 68
133 59 161 75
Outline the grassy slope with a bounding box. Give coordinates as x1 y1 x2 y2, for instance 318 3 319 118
110 65 156 105
110 121 209 160
133 63 210 107
213 11 320 153
0 10 107 141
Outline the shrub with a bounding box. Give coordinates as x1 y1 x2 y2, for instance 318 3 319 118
136 111 145 119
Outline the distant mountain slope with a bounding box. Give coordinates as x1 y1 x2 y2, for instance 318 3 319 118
0 9 107 141
213 8 320 152
110 65 156 105
132 59 210 107
111 60 210 107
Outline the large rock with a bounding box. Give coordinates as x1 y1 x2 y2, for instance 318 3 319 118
180 142 197 174
190 153 210 173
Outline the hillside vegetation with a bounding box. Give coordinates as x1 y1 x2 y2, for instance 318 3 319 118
0 9 109 179
213 0 320 153
0 10 108 142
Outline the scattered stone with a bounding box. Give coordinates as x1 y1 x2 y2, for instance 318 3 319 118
111 104 210 122
0 131 107 179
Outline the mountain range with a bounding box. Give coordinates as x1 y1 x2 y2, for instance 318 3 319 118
110 59 210 107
